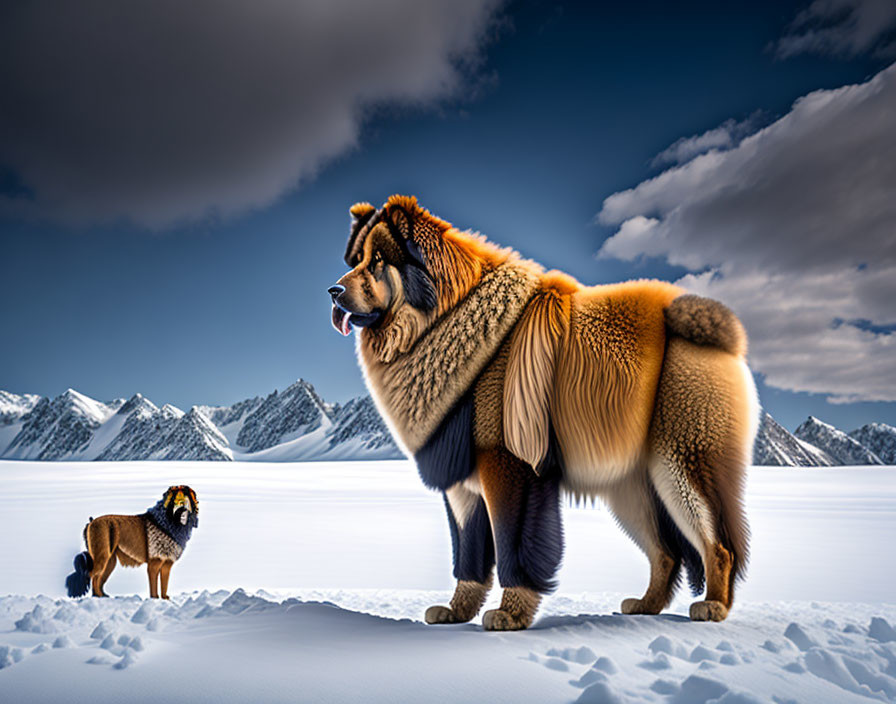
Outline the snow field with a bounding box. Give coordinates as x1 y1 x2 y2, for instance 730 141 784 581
1 460 895 702
2 590 896 703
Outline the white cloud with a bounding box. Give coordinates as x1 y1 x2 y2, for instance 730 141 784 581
651 115 759 167
0 0 503 228
597 63 896 403
776 0 896 58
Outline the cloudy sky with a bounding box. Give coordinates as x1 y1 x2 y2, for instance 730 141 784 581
2 0 894 431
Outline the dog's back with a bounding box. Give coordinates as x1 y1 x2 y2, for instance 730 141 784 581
86 514 149 567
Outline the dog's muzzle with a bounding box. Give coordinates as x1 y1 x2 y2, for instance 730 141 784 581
328 285 382 336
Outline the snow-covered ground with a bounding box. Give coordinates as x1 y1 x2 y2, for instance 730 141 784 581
1 460 895 703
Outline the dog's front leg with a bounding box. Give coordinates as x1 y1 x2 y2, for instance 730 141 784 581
424 480 495 625
147 559 162 598
160 561 173 599
478 447 563 631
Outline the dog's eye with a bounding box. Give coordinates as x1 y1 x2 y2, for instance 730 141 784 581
372 251 382 265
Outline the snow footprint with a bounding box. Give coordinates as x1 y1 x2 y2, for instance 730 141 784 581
0 645 25 670
803 646 893 701
570 658 618 688
574 681 625 704
15 604 58 634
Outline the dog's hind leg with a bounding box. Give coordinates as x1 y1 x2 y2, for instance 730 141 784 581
86 518 115 597
601 470 682 615
96 552 118 596
425 479 495 624
648 338 755 622
478 447 563 631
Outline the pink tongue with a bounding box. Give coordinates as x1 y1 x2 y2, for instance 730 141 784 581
332 306 353 336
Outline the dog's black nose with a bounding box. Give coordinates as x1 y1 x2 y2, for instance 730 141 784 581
328 284 345 298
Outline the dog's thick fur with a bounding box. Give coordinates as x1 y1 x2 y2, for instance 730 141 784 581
330 196 758 630
65 486 198 599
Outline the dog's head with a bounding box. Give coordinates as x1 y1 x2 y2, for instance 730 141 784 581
163 485 198 528
329 195 512 362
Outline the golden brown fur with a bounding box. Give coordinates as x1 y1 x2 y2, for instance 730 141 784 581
83 486 197 599
334 195 757 628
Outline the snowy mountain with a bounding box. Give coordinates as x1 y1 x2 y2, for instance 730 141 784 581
794 416 884 465
0 390 40 424
849 422 896 464
153 407 232 461
235 380 331 452
0 382 400 463
0 390 42 456
3 389 122 460
328 396 397 453
2 384 891 466
752 412 835 466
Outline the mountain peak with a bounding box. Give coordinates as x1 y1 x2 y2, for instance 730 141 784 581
753 412 834 467
795 416 883 465
0 391 41 424
849 422 896 464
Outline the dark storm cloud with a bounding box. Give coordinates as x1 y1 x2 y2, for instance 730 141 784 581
776 0 896 58
597 63 896 403
0 0 502 227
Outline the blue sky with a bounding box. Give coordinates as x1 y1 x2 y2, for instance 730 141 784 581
1 0 895 431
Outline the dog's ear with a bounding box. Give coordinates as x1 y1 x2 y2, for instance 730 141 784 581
345 202 377 266
350 202 376 228
386 204 412 240
384 194 424 241
186 487 198 514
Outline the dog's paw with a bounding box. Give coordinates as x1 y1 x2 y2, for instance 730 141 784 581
689 600 729 622
424 605 460 625
621 597 662 615
482 608 529 631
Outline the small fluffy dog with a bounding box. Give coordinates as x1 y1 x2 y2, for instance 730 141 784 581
65 485 199 599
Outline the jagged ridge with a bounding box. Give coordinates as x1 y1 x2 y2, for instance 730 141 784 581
0 382 400 462
794 416 883 466
752 412 835 467
2 385 892 466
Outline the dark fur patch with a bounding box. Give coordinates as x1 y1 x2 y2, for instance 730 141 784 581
534 424 564 478
65 550 93 598
650 483 705 596
405 238 425 267
516 475 564 593
491 469 564 594
402 264 437 312
415 393 474 490
444 493 495 583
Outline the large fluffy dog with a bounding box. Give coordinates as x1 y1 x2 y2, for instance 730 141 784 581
65 486 199 599
329 196 758 630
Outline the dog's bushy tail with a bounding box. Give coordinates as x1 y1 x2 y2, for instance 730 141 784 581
665 294 747 357
65 551 93 598
66 518 94 598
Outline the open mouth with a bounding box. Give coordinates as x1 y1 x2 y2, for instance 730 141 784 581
332 305 353 336
331 305 382 336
